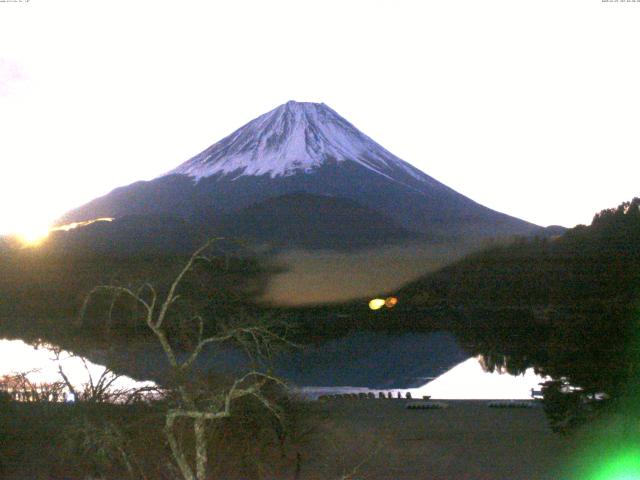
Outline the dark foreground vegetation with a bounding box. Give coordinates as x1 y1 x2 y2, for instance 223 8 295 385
0 240 276 346
0 243 318 480
0 390 315 480
400 197 640 432
1 198 639 478
0 394 585 480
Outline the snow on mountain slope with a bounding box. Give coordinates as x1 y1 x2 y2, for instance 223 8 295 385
167 101 439 188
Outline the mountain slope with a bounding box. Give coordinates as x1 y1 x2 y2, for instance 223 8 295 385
400 198 640 309
216 192 421 250
61 101 542 242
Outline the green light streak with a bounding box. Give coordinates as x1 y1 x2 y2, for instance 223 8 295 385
572 447 640 480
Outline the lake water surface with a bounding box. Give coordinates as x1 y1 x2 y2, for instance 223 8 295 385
0 332 547 400
0 338 156 399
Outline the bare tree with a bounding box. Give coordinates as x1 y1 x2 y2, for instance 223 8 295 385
79 239 290 480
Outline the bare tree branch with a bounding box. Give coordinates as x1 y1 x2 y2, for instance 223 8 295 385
155 238 222 330
78 238 291 480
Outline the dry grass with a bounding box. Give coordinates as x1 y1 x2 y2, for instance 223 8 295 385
0 395 580 479
295 399 574 480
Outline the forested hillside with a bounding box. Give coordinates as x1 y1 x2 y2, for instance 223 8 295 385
401 198 640 430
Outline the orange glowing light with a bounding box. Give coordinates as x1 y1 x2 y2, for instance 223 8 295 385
385 297 398 308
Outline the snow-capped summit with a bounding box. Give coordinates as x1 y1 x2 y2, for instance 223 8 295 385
168 101 434 187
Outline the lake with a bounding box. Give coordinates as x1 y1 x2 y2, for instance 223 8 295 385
0 331 548 401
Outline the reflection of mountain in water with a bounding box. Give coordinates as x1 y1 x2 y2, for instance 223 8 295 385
0 336 548 400
407 357 548 400
274 331 468 389
299 357 549 400
85 331 468 391
0 338 156 396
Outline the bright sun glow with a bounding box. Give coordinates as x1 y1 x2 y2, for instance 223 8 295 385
1 206 56 246
15 224 51 246
6 217 115 248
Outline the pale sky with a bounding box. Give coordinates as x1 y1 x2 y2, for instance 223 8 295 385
1 0 639 237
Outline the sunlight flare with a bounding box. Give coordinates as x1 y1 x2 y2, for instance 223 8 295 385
16 224 51 246
369 298 386 310
8 217 115 248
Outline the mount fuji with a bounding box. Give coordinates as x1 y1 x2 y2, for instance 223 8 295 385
59 101 542 250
